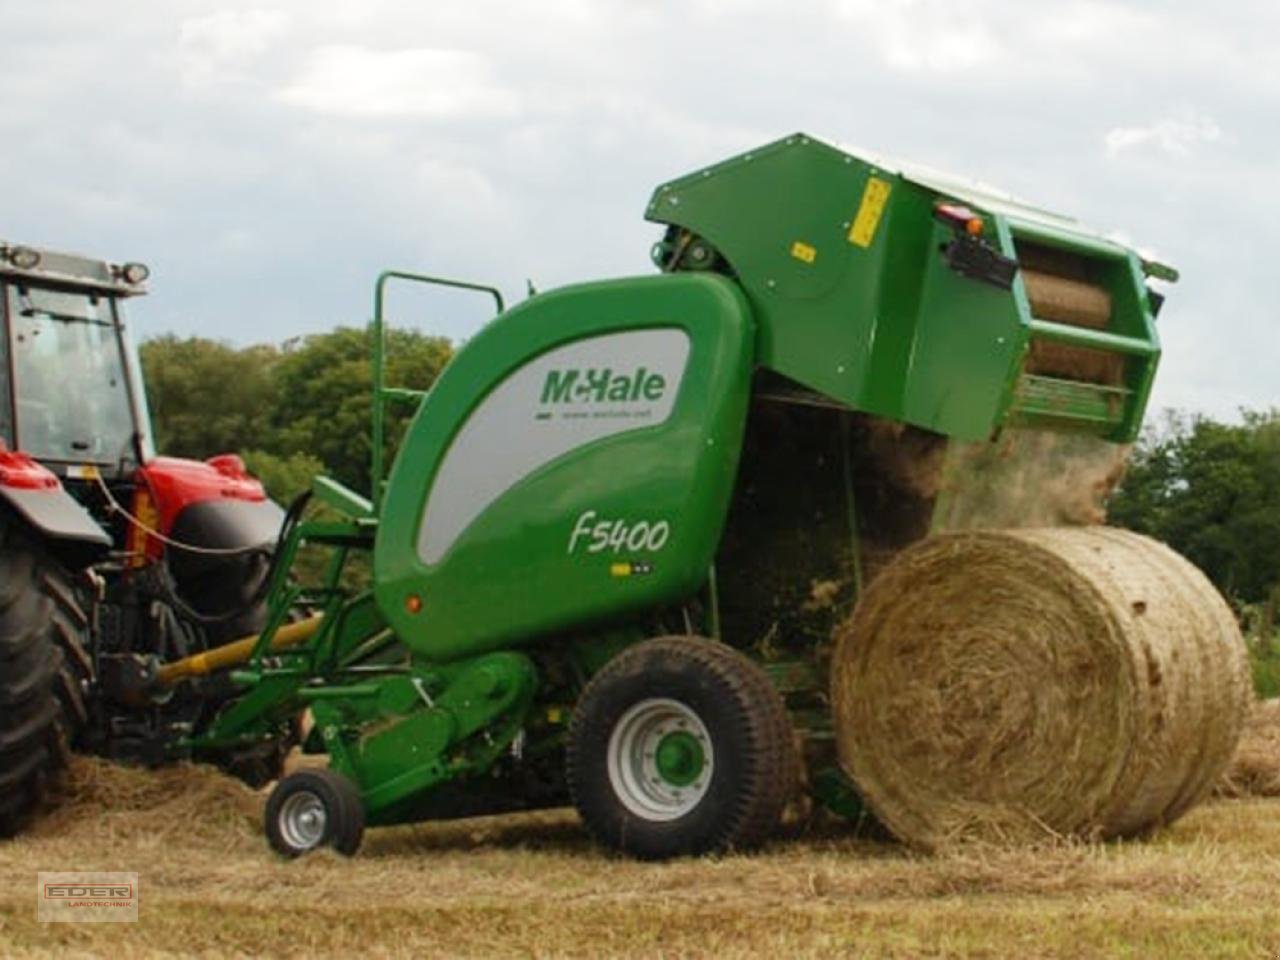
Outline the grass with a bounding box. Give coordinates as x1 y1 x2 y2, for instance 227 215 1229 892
1240 602 1280 699
1 728 1279 960
1249 639 1280 699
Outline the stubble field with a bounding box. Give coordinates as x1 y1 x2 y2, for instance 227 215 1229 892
0 702 1277 959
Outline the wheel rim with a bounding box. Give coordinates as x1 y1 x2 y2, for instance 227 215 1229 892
278 790 328 851
607 698 714 821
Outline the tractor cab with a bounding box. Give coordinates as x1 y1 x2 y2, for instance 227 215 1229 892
0 237 281 588
0 241 153 480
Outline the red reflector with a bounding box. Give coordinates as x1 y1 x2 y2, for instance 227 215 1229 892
935 202 977 223
0 450 59 491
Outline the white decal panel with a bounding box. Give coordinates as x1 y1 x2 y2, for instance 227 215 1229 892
417 328 690 564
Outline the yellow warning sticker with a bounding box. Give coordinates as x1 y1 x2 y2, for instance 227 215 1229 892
848 176 892 248
790 240 817 264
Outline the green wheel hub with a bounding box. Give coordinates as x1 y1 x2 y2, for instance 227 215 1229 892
655 731 705 787
607 697 715 821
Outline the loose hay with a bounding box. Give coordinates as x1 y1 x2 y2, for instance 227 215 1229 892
831 527 1252 849
934 429 1129 531
1217 698 1280 798
35 755 261 847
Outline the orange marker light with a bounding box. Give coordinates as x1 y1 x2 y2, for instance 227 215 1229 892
405 594 423 615
934 202 985 237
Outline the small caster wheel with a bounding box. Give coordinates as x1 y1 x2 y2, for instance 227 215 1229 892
265 768 365 857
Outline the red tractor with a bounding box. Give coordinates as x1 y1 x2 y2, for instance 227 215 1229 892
0 239 293 836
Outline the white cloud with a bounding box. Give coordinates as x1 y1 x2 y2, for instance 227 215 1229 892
1105 114 1223 158
831 0 1004 73
178 9 290 88
276 45 519 118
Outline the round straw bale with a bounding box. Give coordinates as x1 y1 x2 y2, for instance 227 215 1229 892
831 527 1250 848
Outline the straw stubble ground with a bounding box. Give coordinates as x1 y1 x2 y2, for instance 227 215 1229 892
0 702 1278 959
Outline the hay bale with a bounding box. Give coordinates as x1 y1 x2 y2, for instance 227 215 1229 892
831 527 1251 848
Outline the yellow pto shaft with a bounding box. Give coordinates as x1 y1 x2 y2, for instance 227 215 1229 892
156 616 322 687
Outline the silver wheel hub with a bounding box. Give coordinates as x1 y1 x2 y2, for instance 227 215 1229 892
607 697 714 821
278 791 328 851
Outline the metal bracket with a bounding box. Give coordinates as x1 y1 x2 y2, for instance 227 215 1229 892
942 235 1017 290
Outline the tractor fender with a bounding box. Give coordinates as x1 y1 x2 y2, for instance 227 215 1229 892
165 497 285 581
0 449 111 555
137 455 283 580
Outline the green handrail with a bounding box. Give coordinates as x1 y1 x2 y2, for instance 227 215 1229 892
370 271 505 512
1027 319 1157 357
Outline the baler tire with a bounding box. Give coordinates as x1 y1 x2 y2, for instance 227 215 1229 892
567 635 797 860
0 527 91 839
265 768 365 858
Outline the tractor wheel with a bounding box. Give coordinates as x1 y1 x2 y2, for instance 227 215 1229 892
0 523 91 837
265 768 365 858
567 636 797 860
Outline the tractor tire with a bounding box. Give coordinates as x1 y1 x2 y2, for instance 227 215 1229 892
567 635 797 860
265 768 365 858
0 524 91 838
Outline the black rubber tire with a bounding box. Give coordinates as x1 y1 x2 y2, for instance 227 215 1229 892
0 522 91 838
264 768 365 858
567 635 797 860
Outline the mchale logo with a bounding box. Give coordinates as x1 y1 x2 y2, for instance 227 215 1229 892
540 366 667 405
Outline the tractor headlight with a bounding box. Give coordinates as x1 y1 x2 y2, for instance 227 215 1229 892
7 246 41 270
119 262 150 284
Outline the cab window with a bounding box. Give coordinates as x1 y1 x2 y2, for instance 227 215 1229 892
7 286 136 463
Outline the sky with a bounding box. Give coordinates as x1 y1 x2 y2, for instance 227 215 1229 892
0 0 1276 419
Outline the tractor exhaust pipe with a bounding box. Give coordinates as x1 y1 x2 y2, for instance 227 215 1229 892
155 616 323 687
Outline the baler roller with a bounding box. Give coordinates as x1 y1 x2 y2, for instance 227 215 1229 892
1022 270 1111 328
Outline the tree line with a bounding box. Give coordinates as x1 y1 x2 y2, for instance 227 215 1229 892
141 327 452 506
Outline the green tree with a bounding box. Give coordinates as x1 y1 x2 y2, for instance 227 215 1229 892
141 336 279 457
267 326 452 494
1109 410 1280 604
240 449 326 505
141 326 452 496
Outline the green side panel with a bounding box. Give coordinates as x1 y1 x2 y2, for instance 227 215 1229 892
896 210 1024 439
647 135 902 419
646 133 1164 443
373 274 755 662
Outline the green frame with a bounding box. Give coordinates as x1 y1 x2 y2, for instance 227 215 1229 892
370 271 504 510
